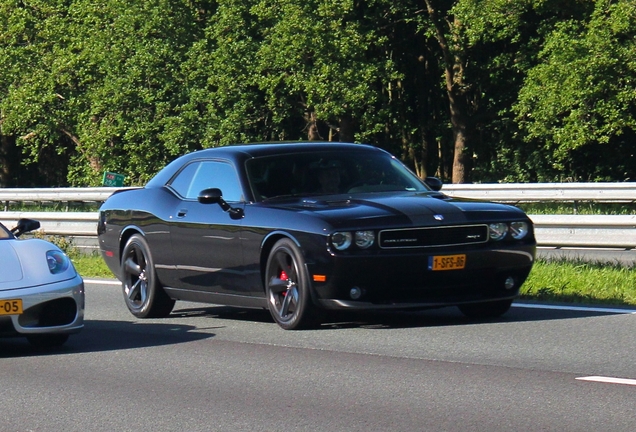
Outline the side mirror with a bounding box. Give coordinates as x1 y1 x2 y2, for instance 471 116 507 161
11 218 41 237
198 188 223 205
424 176 443 192
198 188 244 220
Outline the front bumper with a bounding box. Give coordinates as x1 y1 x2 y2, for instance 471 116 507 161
307 244 535 311
0 274 85 336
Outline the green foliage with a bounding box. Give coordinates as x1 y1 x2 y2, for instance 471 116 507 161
515 0 636 180
1 0 635 185
32 230 77 257
0 0 207 185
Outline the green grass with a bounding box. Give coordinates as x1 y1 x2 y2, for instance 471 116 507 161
70 253 636 307
6 202 101 212
521 258 636 306
72 253 115 279
517 202 636 215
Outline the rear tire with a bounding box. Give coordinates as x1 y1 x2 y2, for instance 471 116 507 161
265 238 318 330
458 299 513 320
121 234 175 318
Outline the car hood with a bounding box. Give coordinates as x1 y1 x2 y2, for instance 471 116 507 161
0 239 79 291
269 192 527 228
0 242 24 284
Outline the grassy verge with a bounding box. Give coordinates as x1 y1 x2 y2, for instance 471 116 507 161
520 258 636 306
72 253 115 279
70 253 636 307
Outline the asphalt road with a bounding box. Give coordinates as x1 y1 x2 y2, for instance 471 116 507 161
2 280 636 432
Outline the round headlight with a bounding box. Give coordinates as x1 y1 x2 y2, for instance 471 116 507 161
354 231 375 249
510 221 529 240
331 232 352 250
489 223 508 241
46 250 70 274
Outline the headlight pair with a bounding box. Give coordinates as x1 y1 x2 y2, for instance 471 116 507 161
331 230 375 251
488 221 529 241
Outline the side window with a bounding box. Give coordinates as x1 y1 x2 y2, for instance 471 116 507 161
169 162 200 198
169 160 244 202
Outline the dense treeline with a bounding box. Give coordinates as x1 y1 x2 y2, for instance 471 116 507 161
0 0 635 187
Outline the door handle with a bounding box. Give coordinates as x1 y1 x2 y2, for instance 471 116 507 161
177 209 188 218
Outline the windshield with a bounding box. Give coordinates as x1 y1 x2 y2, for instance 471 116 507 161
246 150 428 201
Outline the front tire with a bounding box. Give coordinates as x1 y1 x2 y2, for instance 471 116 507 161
121 234 175 318
265 238 318 330
458 299 513 320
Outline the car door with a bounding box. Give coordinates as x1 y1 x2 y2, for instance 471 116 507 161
167 159 247 295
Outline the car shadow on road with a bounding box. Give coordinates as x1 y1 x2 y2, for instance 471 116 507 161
169 302 629 331
0 319 214 358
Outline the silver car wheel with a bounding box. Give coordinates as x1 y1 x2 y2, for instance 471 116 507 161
123 243 150 313
121 234 175 318
265 238 317 330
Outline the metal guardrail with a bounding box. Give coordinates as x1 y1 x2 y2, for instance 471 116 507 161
442 183 636 203
0 187 134 211
0 185 635 250
530 215 636 249
2 183 636 205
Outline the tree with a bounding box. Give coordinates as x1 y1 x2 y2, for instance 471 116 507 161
515 0 636 181
0 0 206 186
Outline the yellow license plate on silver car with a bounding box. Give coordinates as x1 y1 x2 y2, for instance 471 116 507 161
0 299 23 316
428 254 466 271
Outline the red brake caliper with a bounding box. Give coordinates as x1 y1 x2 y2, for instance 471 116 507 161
280 270 289 296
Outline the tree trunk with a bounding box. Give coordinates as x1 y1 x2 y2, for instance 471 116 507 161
451 124 471 183
405 136 428 178
338 115 355 143
424 0 472 184
0 134 11 187
306 111 322 141
0 130 18 188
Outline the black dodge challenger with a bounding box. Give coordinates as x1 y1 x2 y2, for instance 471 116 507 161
97 142 535 329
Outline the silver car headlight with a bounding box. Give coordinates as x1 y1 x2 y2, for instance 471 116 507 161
510 221 529 240
354 231 375 249
331 232 352 250
47 250 70 274
489 223 508 241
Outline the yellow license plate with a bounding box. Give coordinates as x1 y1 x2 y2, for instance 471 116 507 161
0 299 23 316
429 254 466 271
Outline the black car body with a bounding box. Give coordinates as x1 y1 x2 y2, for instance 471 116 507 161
98 142 535 329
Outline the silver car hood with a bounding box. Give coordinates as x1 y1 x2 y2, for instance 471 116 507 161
0 241 24 284
0 239 79 291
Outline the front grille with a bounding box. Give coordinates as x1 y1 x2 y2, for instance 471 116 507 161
378 224 488 249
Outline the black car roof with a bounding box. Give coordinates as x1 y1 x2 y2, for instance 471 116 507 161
147 142 387 187
197 141 379 157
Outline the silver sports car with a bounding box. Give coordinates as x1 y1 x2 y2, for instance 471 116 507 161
0 219 84 348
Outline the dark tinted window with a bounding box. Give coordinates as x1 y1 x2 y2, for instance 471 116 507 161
246 150 427 200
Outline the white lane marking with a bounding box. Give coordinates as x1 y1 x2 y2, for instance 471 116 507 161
84 279 121 286
576 376 636 386
512 303 636 314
